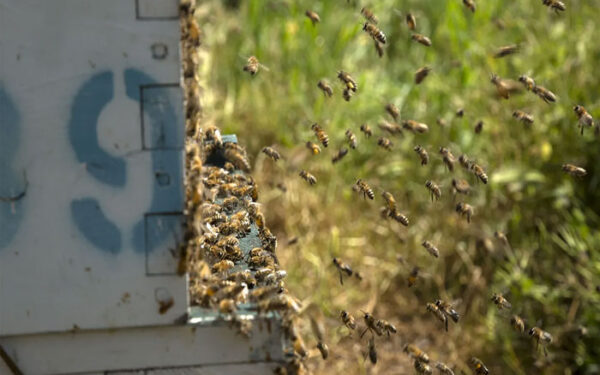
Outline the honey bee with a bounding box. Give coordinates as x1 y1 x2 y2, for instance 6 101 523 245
212 259 235 273
490 74 510 99
511 315 525 333
262 146 281 161
414 146 429 166
491 293 512 310
337 71 357 92
474 120 484 134
360 123 373 137
224 144 251 172
407 266 419 287
414 360 433 375
306 141 321 155
513 110 534 126
494 44 519 58
427 302 448 331
532 85 557 103
435 299 460 323
367 337 377 364
305 10 320 25
382 191 397 211
311 123 329 147
425 180 441 201
470 163 488 184
374 40 384 58
463 0 476 12
333 257 354 285
363 22 386 44
342 88 353 102
415 66 431 84
361 312 383 337
404 344 430 363
542 0 566 13
422 241 440 258
452 178 471 195
317 80 333 97
468 357 489 375
317 342 329 360
205 125 223 147
412 33 432 46
379 121 403 135
376 319 397 336
332 148 349 164
439 147 456 172
435 362 455 375
518 75 536 91
529 327 553 356
340 310 357 330
354 179 375 200
389 210 410 226
219 298 237 314
243 56 261 76
455 202 473 223
562 163 587 177
299 170 317 185
361 7 378 24
406 13 416 30
574 105 594 135
385 103 400 121
345 130 357 149
402 120 429 133
456 108 465 118
494 231 510 247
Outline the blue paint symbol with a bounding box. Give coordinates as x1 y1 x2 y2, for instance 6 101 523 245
71 198 122 254
0 84 25 249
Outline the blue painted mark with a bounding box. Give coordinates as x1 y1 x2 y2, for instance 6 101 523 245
71 198 122 254
68 71 126 187
125 68 183 253
0 84 25 249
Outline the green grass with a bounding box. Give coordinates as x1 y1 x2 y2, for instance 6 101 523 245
196 0 600 373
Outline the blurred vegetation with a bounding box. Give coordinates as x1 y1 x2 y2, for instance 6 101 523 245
195 0 600 373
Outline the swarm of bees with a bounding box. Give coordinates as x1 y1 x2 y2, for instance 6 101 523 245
177 0 596 373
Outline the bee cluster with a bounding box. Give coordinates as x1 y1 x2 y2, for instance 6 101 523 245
180 0 592 373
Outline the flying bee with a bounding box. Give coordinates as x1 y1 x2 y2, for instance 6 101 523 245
316 342 329 360
306 141 321 155
374 40 384 57
439 147 456 172
407 266 419 287
406 13 416 30
363 22 386 44
402 120 429 133
463 0 476 12
422 241 440 258
518 75 536 91
376 320 397 336
469 357 489 375
574 105 594 135
562 163 587 177
412 33 432 46
494 44 519 58
305 10 320 25
340 310 357 330
533 85 557 103
491 293 512 310
361 312 383 338
511 315 525 333
494 231 510 247
452 179 471 195
456 108 465 118
212 259 235 274
403 344 430 363
427 302 448 331
262 146 281 162
332 148 349 164
425 180 441 201
435 362 455 375
435 299 460 323
317 80 333 97
311 123 329 147
542 0 566 13
361 7 378 24
382 191 397 211
354 179 375 200
243 56 268 76
379 121 403 135
345 129 357 149
389 210 410 226
385 103 400 121
367 337 377 364
342 88 353 101
414 145 429 166
415 66 431 84
455 202 473 223
529 327 553 356
414 360 433 375
490 74 510 99
333 257 354 285
337 71 357 92
360 123 373 137
513 110 534 126
299 170 317 185
474 120 484 134
470 163 488 184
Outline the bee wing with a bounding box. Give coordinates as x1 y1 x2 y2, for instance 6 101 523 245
258 63 270 72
